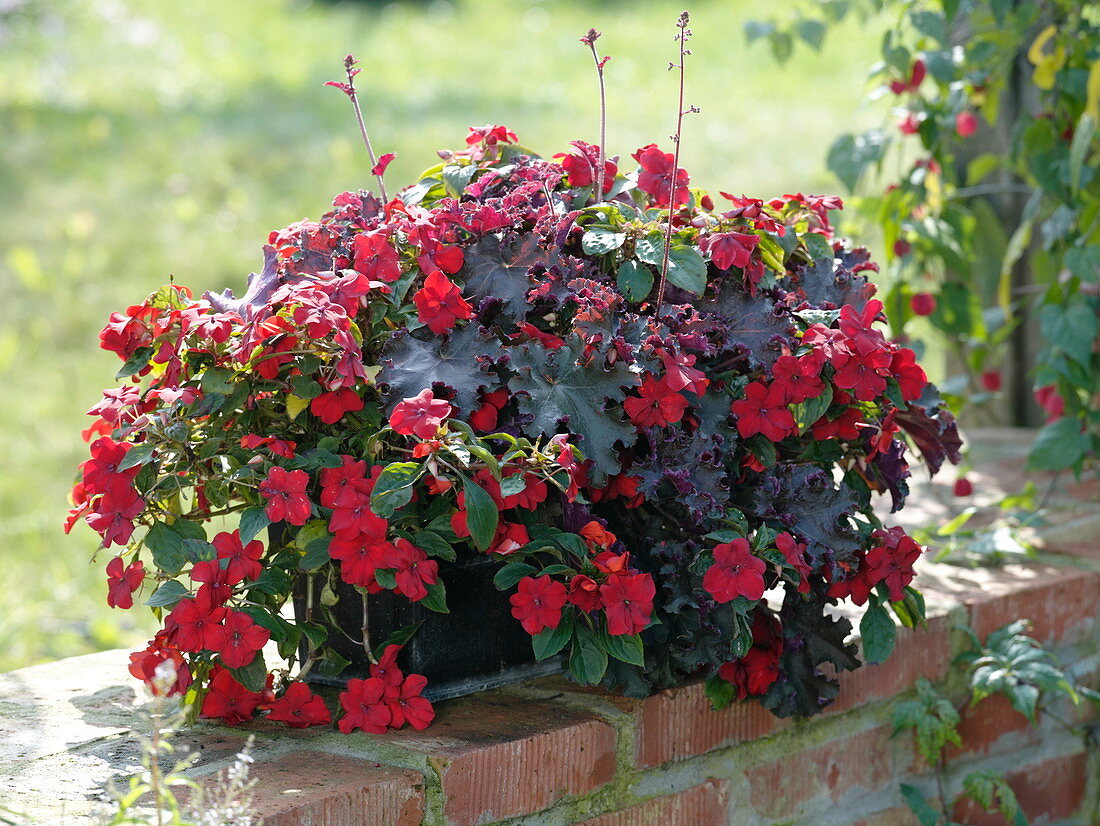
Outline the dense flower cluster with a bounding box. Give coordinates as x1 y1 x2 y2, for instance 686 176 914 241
72 124 958 729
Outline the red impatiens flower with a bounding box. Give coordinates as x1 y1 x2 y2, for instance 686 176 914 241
338 676 393 734
212 530 264 585
730 381 796 441
812 406 863 441
219 610 270 669
389 388 452 439
771 355 824 404
106 556 144 609
889 58 926 95
201 668 262 726
352 231 402 283
468 387 509 433
719 647 781 698
890 348 927 402
169 588 228 653
311 388 365 424
265 682 332 728
412 269 473 335
369 643 405 691
632 143 690 208
329 536 391 589
703 538 766 603
579 520 617 551
389 538 439 602
259 466 312 526
509 576 568 635
239 434 297 459
775 531 811 594
128 637 193 697
624 375 689 429
863 526 922 602
567 574 602 612
387 673 435 731
488 521 530 556
600 572 655 636
953 477 973 497
702 230 759 271
553 140 617 192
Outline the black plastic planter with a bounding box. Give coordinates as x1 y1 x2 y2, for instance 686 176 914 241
294 548 562 701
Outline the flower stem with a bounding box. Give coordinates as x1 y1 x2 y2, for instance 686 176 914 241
655 11 694 312
582 29 609 203
342 56 389 203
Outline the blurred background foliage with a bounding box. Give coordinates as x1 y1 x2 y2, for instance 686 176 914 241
0 0 889 671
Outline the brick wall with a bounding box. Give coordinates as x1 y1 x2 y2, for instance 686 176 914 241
199 555 1100 825
3 433 1099 826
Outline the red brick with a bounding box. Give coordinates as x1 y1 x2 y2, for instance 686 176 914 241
830 614 953 715
634 680 783 768
951 752 1089 825
243 751 424 826
923 564 1100 644
574 779 729 826
942 694 1037 761
382 691 616 825
745 727 896 819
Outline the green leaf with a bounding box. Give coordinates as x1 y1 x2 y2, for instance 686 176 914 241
634 233 664 266
200 367 235 395
827 130 888 193
795 18 825 50
370 461 423 518
145 580 189 608
1069 112 1095 193
581 228 626 256
462 477 499 552
937 507 976 537
910 10 946 44
374 568 397 590
228 651 267 693
298 537 331 571
1026 418 1089 471
441 163 477 198
493 561 537 591
413 530 456 562
601 630 645 666
144 522 187 576
860 603 896 664
899 784 944 826
1006 683 1040 724
238 507 271 545
803 232 834 262
666 245 708 294
117 443 156 472
420 581 449 614
704 674 736 711
371 622 423 659
1040 303 1099 367
531 609 573 661
616 259 654 303
115 346 153 380
793 385 833 433
569 626 608 685
247 566 291 596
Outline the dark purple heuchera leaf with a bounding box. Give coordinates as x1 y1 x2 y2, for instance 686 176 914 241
377 323 498 416
895 384 963 476
782 256 876 312
749 464 860 567
702 286 792 369
507 339 640 482
762 593 859 718
462 232 557 313
204 246 282 321
870 439 911 512
635 431 730 523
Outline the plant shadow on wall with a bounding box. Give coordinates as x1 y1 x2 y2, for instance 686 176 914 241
69 16 961 737
747 0 1100 479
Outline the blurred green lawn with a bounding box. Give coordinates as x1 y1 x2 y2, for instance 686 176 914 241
0 0 884 671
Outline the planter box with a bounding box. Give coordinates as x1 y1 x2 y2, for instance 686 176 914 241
295 549 562 701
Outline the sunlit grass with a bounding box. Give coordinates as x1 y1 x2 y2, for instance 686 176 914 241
0 0 885 670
